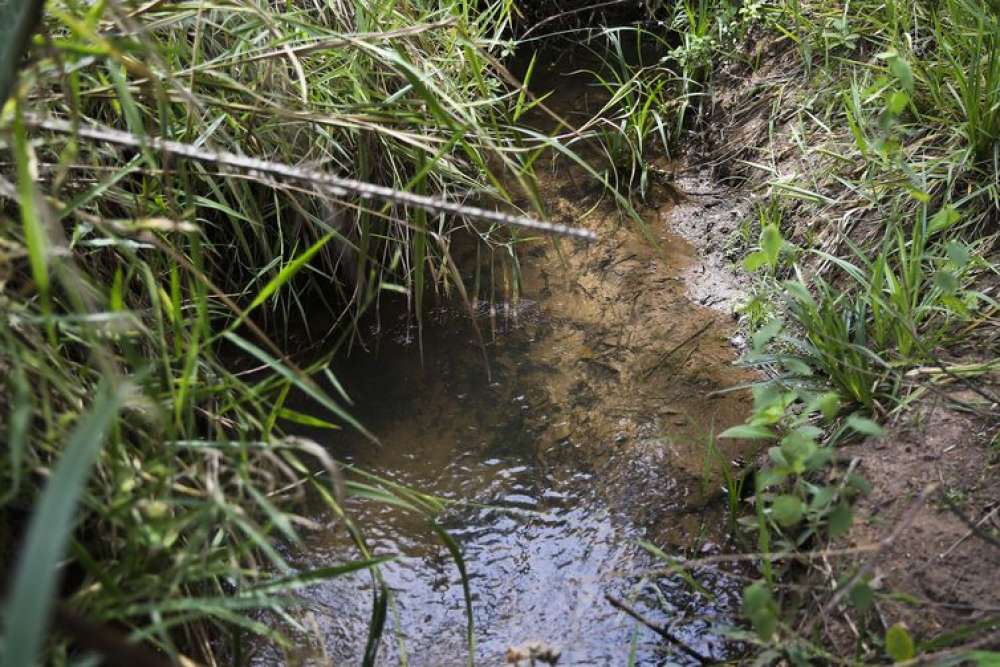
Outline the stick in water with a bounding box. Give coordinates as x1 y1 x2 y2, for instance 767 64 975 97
605 593 709 664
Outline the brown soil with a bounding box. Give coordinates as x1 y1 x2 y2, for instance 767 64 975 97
835 390 1000 646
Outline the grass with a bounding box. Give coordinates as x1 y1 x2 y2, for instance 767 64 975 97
4 0 1000 662
0 0 588 662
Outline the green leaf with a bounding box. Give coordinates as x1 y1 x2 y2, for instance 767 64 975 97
803 447 833 472
827 503 854 538
968 651 1000 666
2 383 127 667
223 332 372 440
430 522 475 665
278 407 341 430
782 357 813 377
946 240 971 267
768 446 789 468
807 391 841 421
936 270 960 294
771 494 805 527
752 319 783 352
847 413 885 437
793 425 824 440
846 473 872 495
809 485 835 511
245 234 334 317
888 56 914 94
784 280 815 306
760 224 785 267
742 582 778 641
249 557 394 595
887 89 909 115
929 206 961 235
13 102 49 298
756 467 788 489
744 250 769 272
885 623 916 662
0 0 45 105
849 581 874 612
719 424 777 440
780 431 817 472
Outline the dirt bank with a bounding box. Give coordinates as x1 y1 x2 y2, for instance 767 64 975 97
689 31 1000 650
836 392 1000 646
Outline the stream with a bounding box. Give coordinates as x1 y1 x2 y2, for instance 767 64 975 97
257 50 759 666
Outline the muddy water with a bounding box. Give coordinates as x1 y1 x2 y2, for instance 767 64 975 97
264 54 759 666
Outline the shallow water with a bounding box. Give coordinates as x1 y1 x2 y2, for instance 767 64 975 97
259 50 758 666
272 300 746 666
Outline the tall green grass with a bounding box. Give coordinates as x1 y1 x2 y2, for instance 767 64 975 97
593 0 1000 406
0 0 566 662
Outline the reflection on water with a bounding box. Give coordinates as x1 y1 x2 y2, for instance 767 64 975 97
268 285 748 665
259 47 757 667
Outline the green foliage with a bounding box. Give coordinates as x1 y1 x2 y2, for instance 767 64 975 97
586 29 674 198
1 383 126 666
744 203 792 274
0 0 43 105
885 623 916 662
742 581 779 641
659 0 1000 661
721 382 873 547
0 0 545 661
719 371 884 657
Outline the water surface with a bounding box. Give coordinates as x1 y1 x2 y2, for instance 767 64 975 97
260 50 758 666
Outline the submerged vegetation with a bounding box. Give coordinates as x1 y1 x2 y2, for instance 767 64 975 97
1 0 999 663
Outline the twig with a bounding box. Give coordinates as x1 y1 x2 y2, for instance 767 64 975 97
939 495 1000 552
643 319 715 379
21 114 598 241
605 594 709 664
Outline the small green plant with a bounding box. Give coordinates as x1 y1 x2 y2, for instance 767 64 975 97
743 202 793 274
587 30 673 198
721 381 876 549
704 432 748 532
719 368 883 658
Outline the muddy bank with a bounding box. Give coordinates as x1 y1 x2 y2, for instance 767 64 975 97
688 30 1000 649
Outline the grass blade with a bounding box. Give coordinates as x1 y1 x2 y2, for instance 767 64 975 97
0 0 44 104
1 381 127 666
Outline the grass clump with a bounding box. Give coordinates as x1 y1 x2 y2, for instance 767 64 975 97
0 0 558 662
